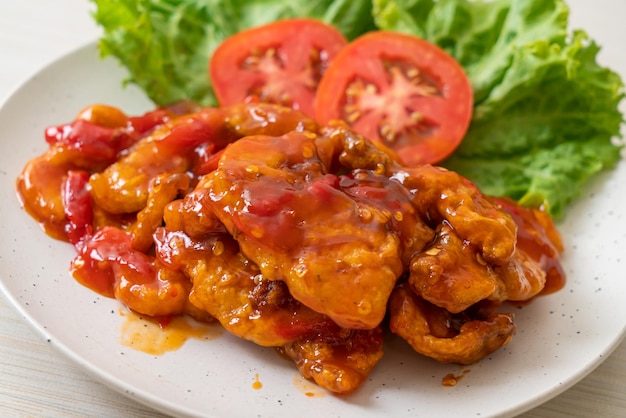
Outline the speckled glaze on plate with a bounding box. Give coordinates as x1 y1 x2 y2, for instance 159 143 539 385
0 39 625 418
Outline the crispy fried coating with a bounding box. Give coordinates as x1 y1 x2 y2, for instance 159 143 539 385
389 284 515 364
202 131 406 330
409 221 552 313
129 172 191 252
89 107 233 214
88 102 318 215
182 234 342 347
154 228 383 394
409 223 505 313
280 326 384 394
396 165 518 265
322 123 436 264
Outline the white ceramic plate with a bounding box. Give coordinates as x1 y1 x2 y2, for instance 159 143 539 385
1 39 625 418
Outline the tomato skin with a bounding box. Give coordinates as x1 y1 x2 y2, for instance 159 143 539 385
210 18 347 118
314 31 473 166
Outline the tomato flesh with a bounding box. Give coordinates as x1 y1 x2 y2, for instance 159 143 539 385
210 19 347 118
314 31 473 166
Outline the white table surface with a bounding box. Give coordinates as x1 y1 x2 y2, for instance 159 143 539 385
1 1 624 417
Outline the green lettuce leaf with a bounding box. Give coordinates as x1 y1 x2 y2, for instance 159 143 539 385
90 0 375 106
91 0 624 218
375 0 624 217
374 0 569 103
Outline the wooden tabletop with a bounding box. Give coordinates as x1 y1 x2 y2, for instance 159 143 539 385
1 1 624 417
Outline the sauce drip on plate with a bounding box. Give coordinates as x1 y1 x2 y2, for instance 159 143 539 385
119 308 223 355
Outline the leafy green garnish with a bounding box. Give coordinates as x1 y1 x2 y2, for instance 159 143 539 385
374 0 624 217
91 0 375 106
444 32 624 217
90 0 624 218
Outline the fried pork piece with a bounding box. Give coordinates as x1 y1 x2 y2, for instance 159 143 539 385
321 122 436 264
129 172 191 252
203 130 406 330
175 233 343 346
397 164 518 265
280 326 383 394
17 155 70 240
390 196 565 364
71 225 194 318
89 102 318 215
408 221 549 314
409 223 507 314
89 107 234 214
154 230 383 394
17 104 183 244
408 197 566 314
322 122 518 266
389 284 515 364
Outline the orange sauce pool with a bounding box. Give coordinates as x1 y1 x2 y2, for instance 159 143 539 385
252 373 263 390
442 369 471 387
119 308 223 355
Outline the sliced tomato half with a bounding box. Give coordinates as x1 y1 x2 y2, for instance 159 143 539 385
210 19 348 118
314 31 473 166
